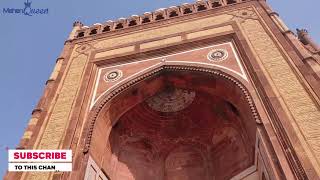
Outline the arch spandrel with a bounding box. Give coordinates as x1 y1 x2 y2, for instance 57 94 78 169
90 41 251 110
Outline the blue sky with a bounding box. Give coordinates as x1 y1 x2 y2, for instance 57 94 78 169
0 0 319 177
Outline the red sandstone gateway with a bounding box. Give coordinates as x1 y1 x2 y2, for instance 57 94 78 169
5 0 320 179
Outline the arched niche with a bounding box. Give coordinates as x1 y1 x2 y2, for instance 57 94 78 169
164 146 209 180
83 65 261 180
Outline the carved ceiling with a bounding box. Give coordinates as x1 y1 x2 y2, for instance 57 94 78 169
146 88 196 113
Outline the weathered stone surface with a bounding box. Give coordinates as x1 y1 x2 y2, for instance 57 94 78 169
27 49 89 180
17 4 320 180
241 18 320 169
93 14 233 49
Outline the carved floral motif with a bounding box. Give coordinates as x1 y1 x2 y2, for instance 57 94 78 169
146 88 196 112
207 49 229 62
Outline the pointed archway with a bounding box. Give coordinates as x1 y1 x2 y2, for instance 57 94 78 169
82 65 264 180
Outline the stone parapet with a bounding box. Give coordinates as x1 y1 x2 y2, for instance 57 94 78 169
72 0 255 39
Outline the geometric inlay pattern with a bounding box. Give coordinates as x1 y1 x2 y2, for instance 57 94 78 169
146 88 196 112
104 69 123 82
207 49 228 62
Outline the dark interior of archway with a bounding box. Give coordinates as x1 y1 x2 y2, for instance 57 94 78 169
107 71 256 180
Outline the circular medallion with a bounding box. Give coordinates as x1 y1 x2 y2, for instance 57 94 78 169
104 69 123 82
76 44 92 53
207 49 228 62
146 88 196 113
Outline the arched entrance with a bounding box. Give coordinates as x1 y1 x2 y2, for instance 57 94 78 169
83 66 261 180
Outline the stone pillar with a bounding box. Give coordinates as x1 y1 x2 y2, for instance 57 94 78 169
297 28 320 51
269 12 289 33
47 57 64 83
68 21 83 40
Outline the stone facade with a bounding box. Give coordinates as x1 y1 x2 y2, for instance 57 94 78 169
5 0 320 180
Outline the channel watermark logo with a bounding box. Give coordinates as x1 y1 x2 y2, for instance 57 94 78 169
2 0 49 16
